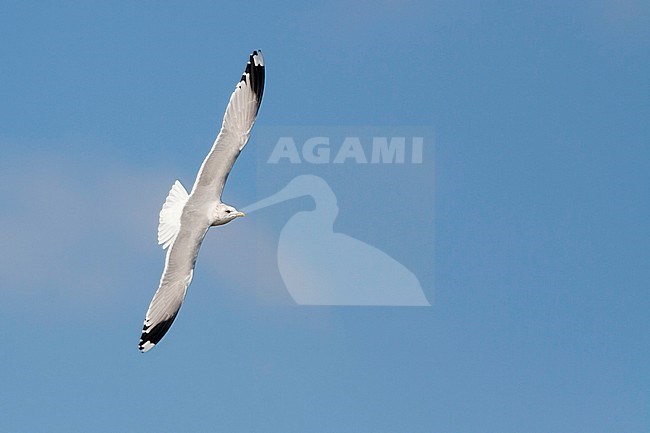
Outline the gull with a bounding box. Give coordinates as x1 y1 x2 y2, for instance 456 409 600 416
138 50 265 352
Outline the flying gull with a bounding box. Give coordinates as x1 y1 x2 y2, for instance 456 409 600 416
138 50 265 352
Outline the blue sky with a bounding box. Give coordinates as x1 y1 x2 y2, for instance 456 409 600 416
1 1 649 432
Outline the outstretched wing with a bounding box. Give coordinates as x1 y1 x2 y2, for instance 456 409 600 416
191 50 265 201
139 225 207 352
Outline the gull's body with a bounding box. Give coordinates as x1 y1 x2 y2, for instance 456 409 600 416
138 50 265 352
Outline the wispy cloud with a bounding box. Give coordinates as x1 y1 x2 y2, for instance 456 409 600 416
0 138 173 315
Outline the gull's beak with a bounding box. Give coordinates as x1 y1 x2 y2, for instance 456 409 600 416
235 211 246 218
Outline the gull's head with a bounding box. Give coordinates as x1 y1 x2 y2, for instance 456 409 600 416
211 203 245 226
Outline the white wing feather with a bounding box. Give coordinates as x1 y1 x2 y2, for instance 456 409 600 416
139 223 204 352
158 180 189 249
190 50 265 201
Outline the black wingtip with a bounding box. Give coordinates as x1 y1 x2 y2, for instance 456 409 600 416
240 50 265 110
138 312 178 353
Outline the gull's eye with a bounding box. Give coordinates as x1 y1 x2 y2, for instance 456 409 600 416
225 209 231 213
